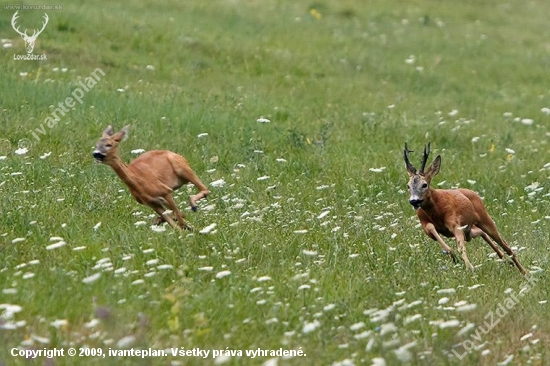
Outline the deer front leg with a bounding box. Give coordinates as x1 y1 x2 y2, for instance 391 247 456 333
163 194 194 231
150 203 181 230
453 228 474 270
152 215 176 226
424 223 458 263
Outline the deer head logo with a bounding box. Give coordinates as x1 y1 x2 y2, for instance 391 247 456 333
11 11 49 54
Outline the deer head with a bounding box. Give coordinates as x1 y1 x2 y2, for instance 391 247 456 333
403 142 441 209
93 125 130 164
11 11 49 54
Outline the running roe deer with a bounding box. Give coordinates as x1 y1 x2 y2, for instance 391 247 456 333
92 125 210 230
403 143 526 274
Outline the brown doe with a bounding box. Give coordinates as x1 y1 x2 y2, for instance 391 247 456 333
403 143 526 274
93 125 210 230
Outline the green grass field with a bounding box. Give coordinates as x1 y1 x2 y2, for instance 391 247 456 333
1 0 549 365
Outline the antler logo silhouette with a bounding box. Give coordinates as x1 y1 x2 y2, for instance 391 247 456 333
11 11 49 54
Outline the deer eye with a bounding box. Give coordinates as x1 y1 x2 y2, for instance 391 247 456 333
105 143 112 148
422 183 428 189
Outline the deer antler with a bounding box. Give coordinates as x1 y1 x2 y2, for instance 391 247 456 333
11 11 48 38
403 143 417 174
419 142 431 174
33 13 49 38
11 11 27 38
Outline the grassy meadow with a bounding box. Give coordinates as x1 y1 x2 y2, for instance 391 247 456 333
1 0 550 365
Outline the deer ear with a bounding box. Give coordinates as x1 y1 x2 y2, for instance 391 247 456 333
111 125 130 142
120 125 130 141
426 155 441 178
102 125 114 136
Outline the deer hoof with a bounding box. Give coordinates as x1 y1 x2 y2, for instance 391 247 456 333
191 205 198 212
152 216 165 225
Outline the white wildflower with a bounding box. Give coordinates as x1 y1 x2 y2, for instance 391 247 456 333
404 314 422 324
520 118 533 126
439 319 461 329
497 355 514 366
457 323 476 336
349 322 365 331
199 223 217 234
456 304 477 312
520 333 532 341
369 167 386 173
371 358 386 366
302 319 320 334
82 273 101 284
216 270 231 279
210 179 226 188
302 249 317 256
150 225 166 232
50 319 68 329
117 335 136 348
46 241 66 250
437 288 456 295
317 211 330 219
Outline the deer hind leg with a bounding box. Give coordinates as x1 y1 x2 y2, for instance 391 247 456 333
163 194 193 231
169 155 210 212
424 223 459 264
186 173 210 212
470 226 505 259
477 220 527 275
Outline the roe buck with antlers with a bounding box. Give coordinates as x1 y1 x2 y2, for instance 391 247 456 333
403 143 526 274
11 11 49 54
93 125 210 230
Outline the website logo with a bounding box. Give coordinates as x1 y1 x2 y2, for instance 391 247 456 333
11 10 48 60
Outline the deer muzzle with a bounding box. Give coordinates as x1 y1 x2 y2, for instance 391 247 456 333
409 198 423 209
92 150 106 162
